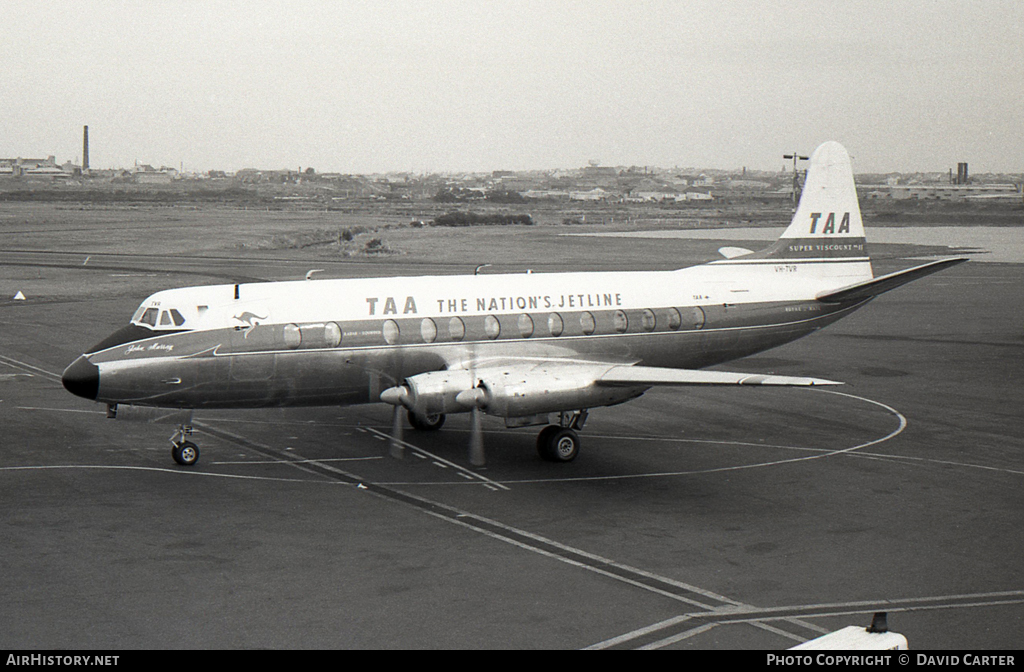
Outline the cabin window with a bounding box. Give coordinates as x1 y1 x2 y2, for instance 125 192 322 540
169 309 186 326
325 322 343 347
580 311 595 335
420 318 437 343
666 307 682 330
160 310 173 326
548 313 564 337
484 315 501 340
613 310 628 333
518 314 534 338
449 317 465 341
283 324 302 349
383 320 400 345
642 309 656 332
692 307 706 330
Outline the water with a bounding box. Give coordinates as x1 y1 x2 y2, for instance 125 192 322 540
565 226 1024 263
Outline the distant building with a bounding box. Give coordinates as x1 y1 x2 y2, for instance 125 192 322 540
521 189 570 200
889 184 1021 201
570 188 612 201
134 171 173 184
727 179 772 191
0 156 68 179
628 190 682 203
131 163 177 184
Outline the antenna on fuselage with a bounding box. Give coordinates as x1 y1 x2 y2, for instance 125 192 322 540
305 269 324 280
474 264 491 276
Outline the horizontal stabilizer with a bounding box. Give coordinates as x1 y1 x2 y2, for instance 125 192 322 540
719 246 754 259
597 365 842 387
816 257 967 303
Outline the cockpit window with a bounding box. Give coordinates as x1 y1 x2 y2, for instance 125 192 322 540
132 306 186 330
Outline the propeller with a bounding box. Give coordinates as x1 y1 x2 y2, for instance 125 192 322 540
469 407 484 466
389 404 405 458
455 386 488 467
380 385 410 459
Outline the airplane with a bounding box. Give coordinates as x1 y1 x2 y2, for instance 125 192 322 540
61 141 966 467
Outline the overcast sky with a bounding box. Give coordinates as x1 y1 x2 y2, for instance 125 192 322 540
2 0 1021 174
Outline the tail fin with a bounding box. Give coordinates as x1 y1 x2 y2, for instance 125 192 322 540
712 141 966 300
759 141 872 267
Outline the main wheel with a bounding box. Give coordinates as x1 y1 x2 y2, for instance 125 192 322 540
172 441 200 466
408 410 445 431
537 426 580 463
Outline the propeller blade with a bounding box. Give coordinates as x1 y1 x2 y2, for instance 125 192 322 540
381 384 411 459
469 406 485 467
389 404 405 459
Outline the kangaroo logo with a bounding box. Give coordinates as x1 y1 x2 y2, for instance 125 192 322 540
233 311 268 338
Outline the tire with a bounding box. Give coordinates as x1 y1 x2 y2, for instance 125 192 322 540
408 410 445 431
536 425 559 458
172 441 200 466
537 426 580 462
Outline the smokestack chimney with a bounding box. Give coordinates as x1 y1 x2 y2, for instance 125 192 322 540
956 162 969 185
82 126 90 171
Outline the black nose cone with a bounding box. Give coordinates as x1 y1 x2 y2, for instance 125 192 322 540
62 356 99 400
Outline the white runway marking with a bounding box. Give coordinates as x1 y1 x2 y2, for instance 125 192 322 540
18 405 105 414
0 355 63 383
590 589 1024 650
0 463 346 485
379 388 908 487
211 455 384 465
11 357 1023 649
363 425 512 491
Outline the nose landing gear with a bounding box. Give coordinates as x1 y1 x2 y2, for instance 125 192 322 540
170 424 199 466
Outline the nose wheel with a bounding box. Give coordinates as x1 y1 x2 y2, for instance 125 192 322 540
172 441 200 466
170 424 199 466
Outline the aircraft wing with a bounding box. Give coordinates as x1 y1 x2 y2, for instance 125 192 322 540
596 365 842 387
816 257 967 303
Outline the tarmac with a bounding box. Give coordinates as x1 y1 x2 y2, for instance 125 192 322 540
1 228 1022 649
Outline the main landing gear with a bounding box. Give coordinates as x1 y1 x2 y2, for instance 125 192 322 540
408 410 445 431
170 423 199 466
536 410 588 463
406 408 589 463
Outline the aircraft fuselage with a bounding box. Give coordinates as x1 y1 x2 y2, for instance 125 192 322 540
63 264 866 411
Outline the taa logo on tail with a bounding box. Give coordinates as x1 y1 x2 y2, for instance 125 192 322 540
809 212 851 235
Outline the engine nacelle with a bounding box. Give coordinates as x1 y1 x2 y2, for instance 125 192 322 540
396 369 477 416
475 367 644 418
384 366 646 419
